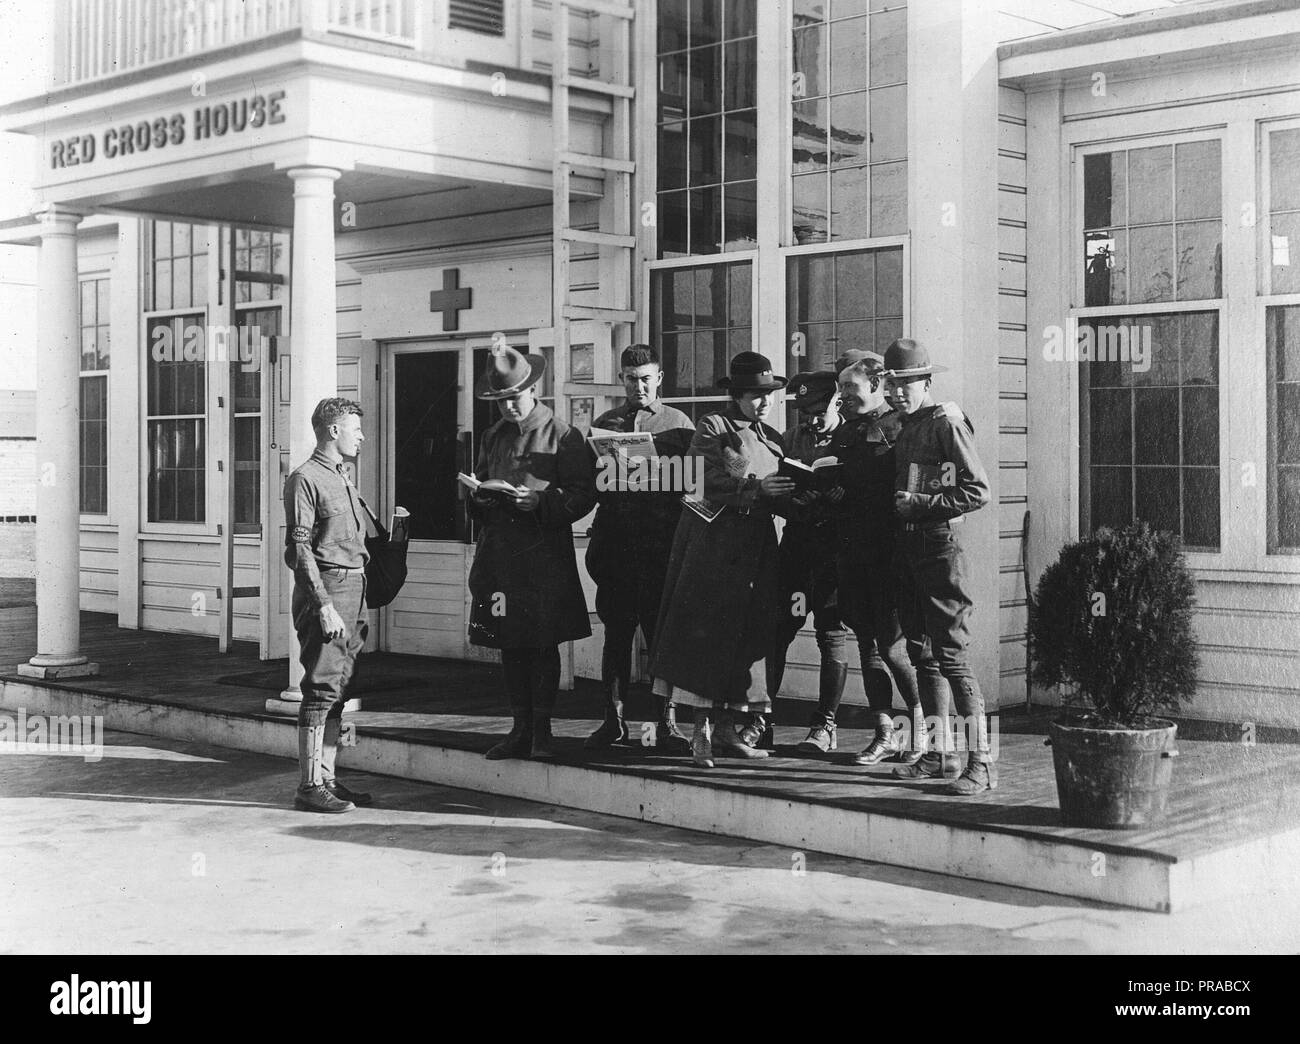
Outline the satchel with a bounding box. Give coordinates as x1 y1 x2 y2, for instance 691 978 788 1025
356 494 408 608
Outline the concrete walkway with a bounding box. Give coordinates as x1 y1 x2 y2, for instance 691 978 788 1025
2 728 1297 954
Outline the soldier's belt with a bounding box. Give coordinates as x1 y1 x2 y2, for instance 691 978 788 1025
900 516 964 533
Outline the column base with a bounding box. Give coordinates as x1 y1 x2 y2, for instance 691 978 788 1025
18 660 100 680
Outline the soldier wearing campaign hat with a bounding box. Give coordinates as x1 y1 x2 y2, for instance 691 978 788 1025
881 338 995 795
467 343 597 761
766 369 852 754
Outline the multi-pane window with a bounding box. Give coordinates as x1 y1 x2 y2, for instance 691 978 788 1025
233 307 277 530
1267 306 1300 552
146 315 206 523
234 228 288 303
1268 128 1300 295
1083 313 1220 550
656 0 758 258
791 0 907 244
152 221 209 309
786 246 903 374
650 261 752 421
1082 140 1222 307
78 277 110 514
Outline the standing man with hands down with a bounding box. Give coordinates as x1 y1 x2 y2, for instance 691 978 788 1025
283 397 375 814
466 343 597 762
584 345 696 754
883 339 995 795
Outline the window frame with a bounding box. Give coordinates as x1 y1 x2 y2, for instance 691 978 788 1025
1071 130 1228 558
644 249 760 413
78 273 111 521
1260 115 1300 556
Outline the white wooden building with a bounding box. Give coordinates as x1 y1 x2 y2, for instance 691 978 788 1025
0 0 1296 724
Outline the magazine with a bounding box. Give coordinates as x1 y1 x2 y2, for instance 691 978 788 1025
587 427 657 460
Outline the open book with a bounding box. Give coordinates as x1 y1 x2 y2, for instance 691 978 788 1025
457 472 528 500
587 427 657 460
777 455 843 494
681 494 725 523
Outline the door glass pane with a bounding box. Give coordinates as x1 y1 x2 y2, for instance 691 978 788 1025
396 351 463 541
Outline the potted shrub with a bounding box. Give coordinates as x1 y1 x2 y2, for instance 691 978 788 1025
1030 521 1198 828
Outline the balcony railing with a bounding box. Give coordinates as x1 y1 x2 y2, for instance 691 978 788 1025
51 0 553 87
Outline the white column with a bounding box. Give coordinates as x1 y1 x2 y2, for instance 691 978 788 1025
20 204 99 679
278 166 342 703
908 0 1001 706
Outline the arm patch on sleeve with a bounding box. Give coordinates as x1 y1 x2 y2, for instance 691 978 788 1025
289 525 312 543
941 401 964 420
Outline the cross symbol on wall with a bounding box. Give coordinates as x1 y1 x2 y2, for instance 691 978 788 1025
430 268 473 331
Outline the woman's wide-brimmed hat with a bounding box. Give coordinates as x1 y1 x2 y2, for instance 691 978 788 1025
883 338 948 379
717 351 788 392
475 343 548 400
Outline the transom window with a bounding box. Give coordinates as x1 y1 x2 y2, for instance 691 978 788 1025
1082 140 1222 307
656 0 758 258
790 0 907 244
151 221 209 310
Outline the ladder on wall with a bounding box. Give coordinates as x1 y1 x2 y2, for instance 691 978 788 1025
541 0 639 428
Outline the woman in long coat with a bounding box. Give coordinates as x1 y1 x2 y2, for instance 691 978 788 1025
468 344 596 760
649 352 796 767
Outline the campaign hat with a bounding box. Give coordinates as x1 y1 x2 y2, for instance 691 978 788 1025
475 343 548 400
882 339 948 379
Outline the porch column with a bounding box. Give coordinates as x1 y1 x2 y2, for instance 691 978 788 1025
20 204 99 680
907 0 1001 705
278 166 342 702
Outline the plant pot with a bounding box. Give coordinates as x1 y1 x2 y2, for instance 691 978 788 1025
1048 718 1178 829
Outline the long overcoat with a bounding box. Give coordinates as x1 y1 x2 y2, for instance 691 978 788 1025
467 402 596 649
649 402 785 703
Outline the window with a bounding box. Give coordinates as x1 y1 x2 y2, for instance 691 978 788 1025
152 221 208 309
233 307 277 530
1268 128 1300 295
656 0 758 258
234 228 288 303
146 315 206 523
786 245 903 373
1081 312 1220 550
791 0 907 244
449 0 504 35
1082 140 1222 307
1267 307 1300 552
650 260 753 420
79 277 109 514
1265 125 1300 553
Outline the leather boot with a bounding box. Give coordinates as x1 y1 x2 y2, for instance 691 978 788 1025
295 725 355 813
714 709 770 759
691 712 714 768
486 662 533 760
530 652 560 760
892 751 963 780
585 676 629 748
947 752 998 795
654 698 692 756
852 714 900 765
321 716 372 807
894 703 926 766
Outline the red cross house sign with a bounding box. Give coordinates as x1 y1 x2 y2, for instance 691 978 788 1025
430 268 472 331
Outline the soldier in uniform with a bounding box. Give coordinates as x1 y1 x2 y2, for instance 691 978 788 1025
584 344 696 755
283 397 374 814
468 344 597 761
765 370 851 755
828 354 924 765
882 339 996 795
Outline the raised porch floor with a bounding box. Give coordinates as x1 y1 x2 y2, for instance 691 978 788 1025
3 610 1299 912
